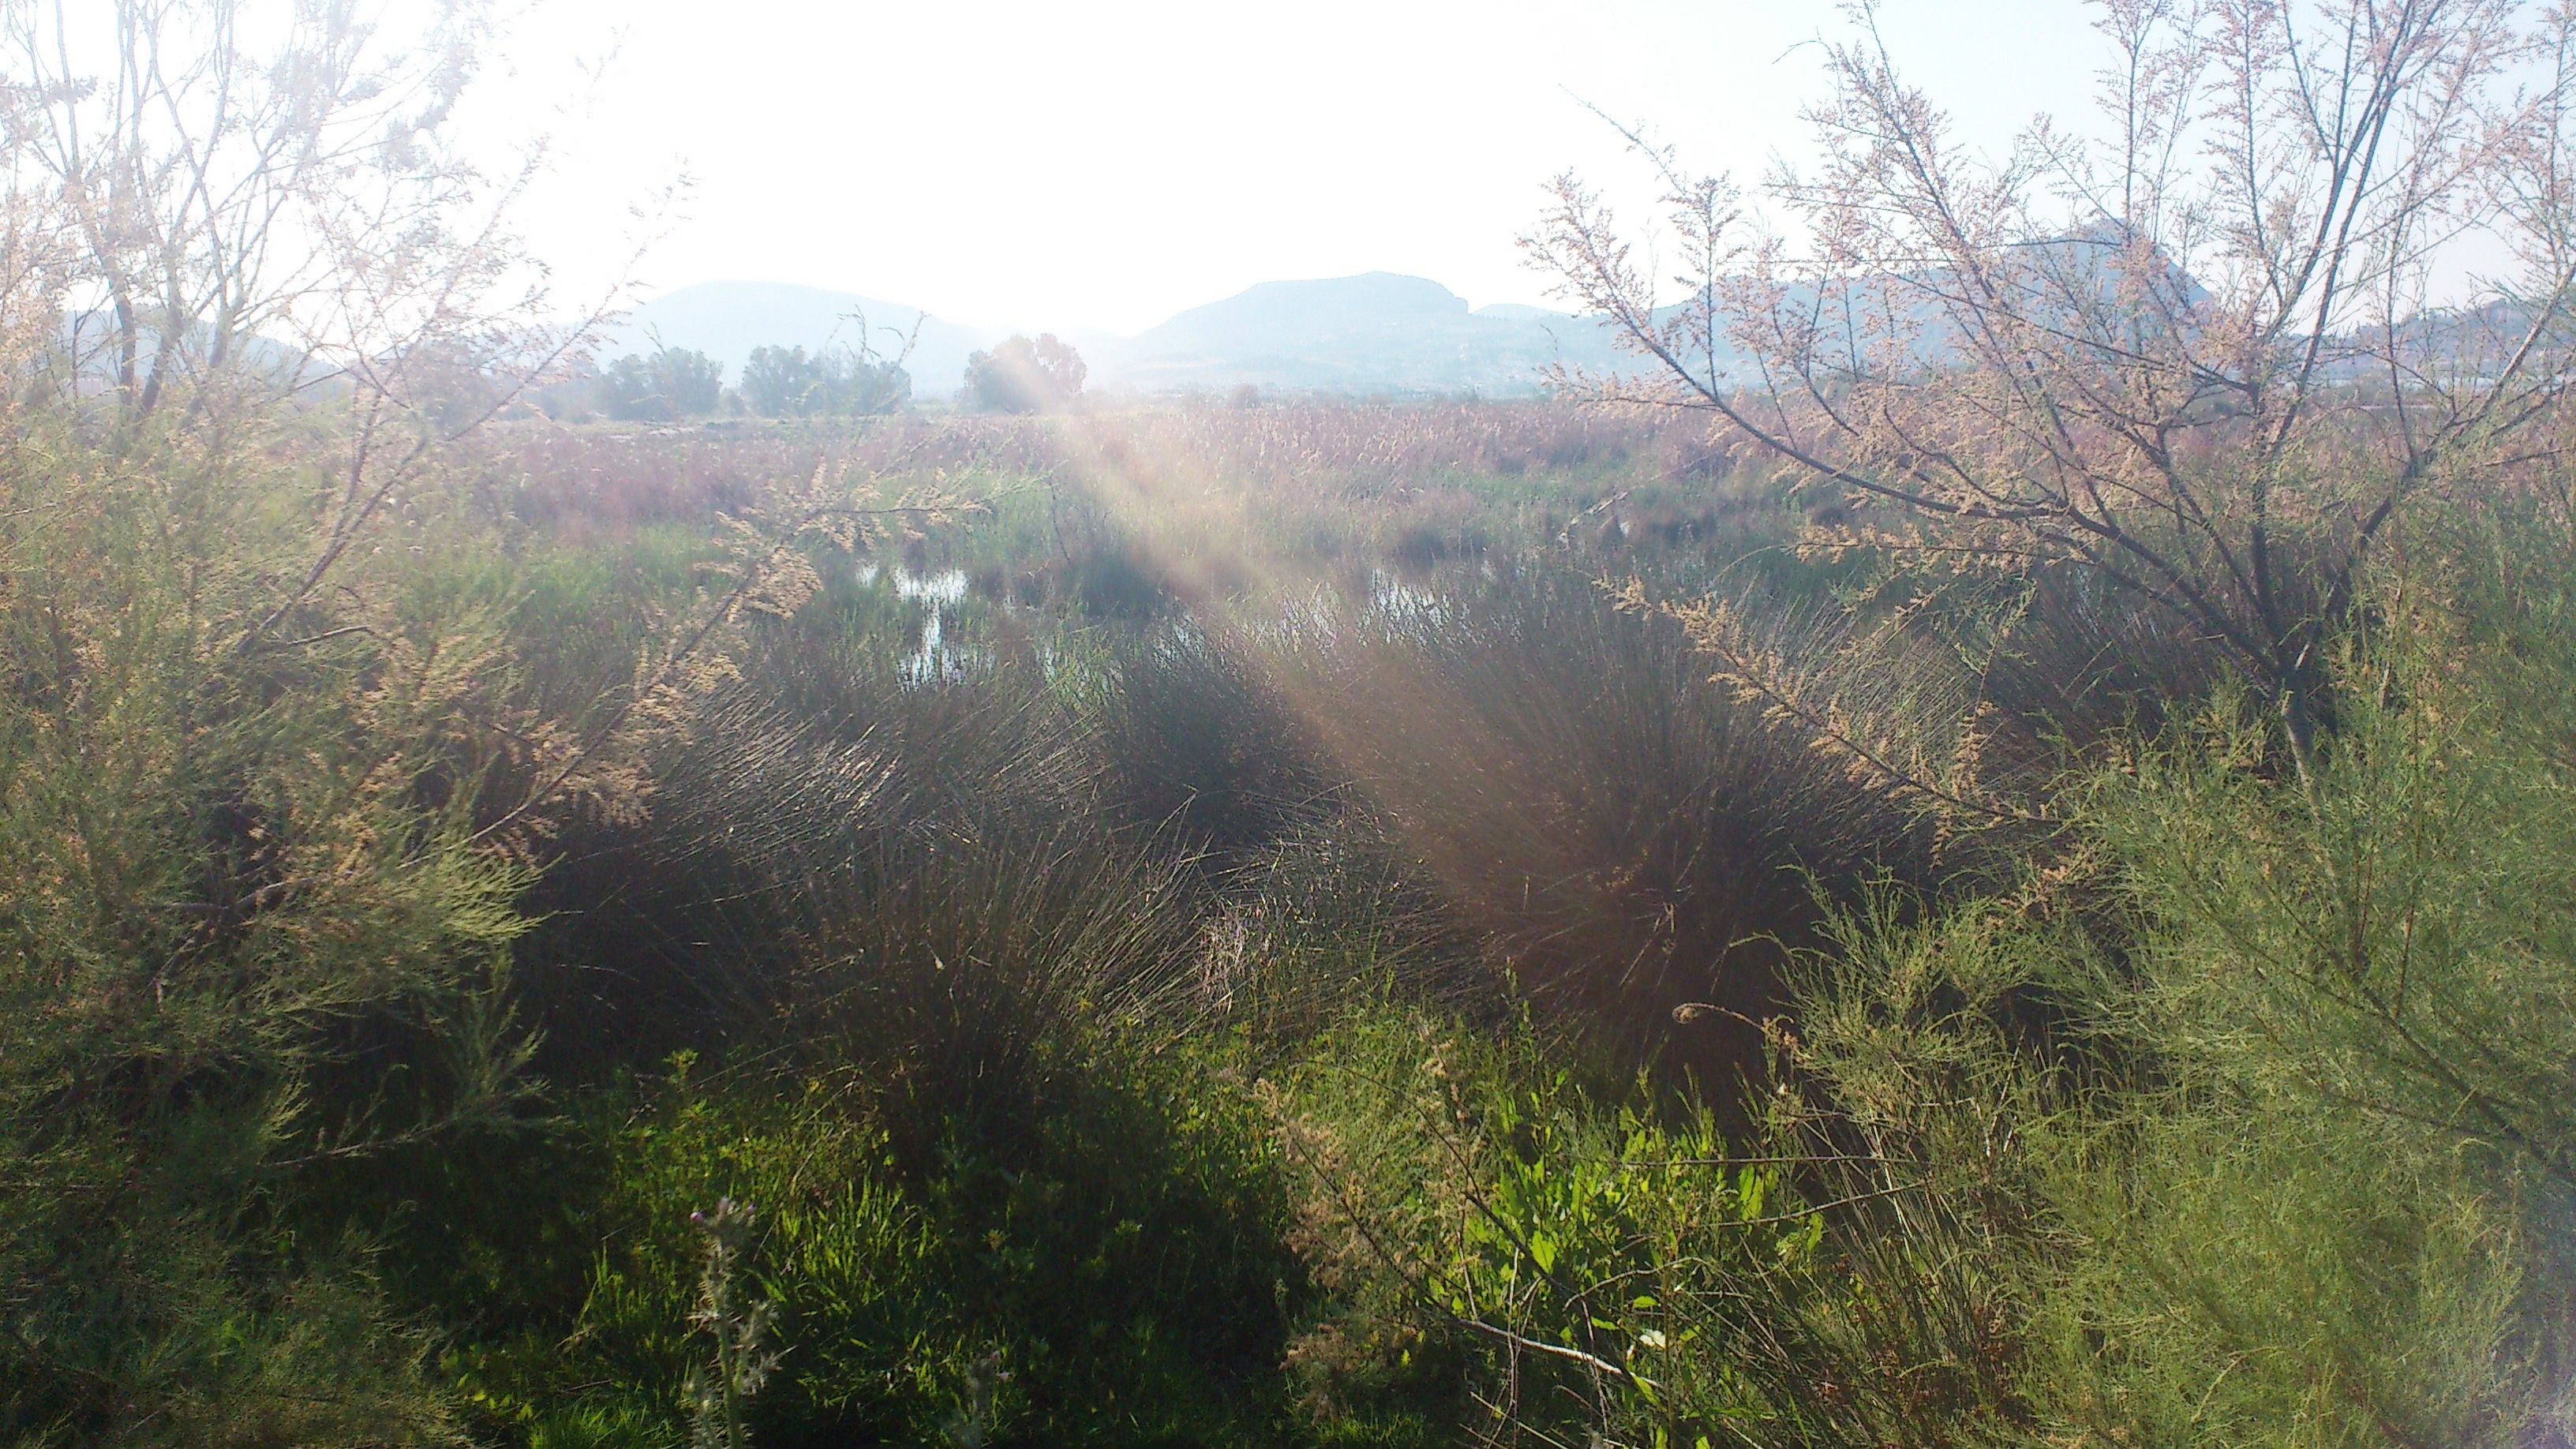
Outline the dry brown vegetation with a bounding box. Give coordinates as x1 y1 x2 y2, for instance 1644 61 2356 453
1535 0 2576 784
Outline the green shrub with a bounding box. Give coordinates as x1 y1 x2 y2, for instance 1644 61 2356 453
459 1040 1311 1449
1269 1005 1834 1448
0 419 539 1445
1715 544 2576 1449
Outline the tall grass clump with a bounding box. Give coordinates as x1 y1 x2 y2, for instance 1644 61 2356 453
1252 561 1932 1079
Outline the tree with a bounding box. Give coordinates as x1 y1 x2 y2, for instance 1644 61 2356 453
601 346 725 421
741 344 912 417
964 333 1086 412
10 0 598 426
741 344 826 416
843 355 913 415
0 0 628 672
1530 0 2576 780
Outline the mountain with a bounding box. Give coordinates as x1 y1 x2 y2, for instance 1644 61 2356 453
1471 301 1580 323
601 273 1633 399
1099 273 1623 395
601 282 1001 395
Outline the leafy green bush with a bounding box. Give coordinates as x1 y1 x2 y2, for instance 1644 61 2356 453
1269 1005 1833 1448
457 1043 1311 1449
1712 539 2576 1449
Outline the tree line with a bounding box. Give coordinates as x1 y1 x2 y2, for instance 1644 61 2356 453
557 332 1090 421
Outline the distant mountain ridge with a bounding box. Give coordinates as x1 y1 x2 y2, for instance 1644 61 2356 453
1106 272 1627 394
608 272 1633 399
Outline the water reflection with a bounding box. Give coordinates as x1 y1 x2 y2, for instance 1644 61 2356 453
854 560 1465 686
856 565 974 683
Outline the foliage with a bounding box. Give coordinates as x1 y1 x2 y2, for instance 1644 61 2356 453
13 7 2576 1443
739 345 912 418
21 335 2576 1449
459 1047 1312 1449
1267 1006 1835 1448
964 335 1088 413
1705 537 2576 1449
601 348 728 421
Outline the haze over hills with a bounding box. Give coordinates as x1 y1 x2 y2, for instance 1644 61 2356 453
597 282 1002 398
606 272 1635 399
1108 272 1627 394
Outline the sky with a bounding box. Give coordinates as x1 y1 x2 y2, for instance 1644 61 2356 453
469 1 2109 337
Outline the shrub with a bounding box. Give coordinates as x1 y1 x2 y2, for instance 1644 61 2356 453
1267 1005 1834 1448
1707 541 2576 1449
474 1046 1310 1448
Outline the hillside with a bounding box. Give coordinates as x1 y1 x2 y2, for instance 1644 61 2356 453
1099 272 1627 395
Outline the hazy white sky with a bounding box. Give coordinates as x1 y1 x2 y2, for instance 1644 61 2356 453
476 2 2106 335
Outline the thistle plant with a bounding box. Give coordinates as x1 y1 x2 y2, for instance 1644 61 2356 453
942 1350 1012 1449
685 1199 781 1449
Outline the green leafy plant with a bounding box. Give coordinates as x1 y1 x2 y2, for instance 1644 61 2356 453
1270 1006 1833 1447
